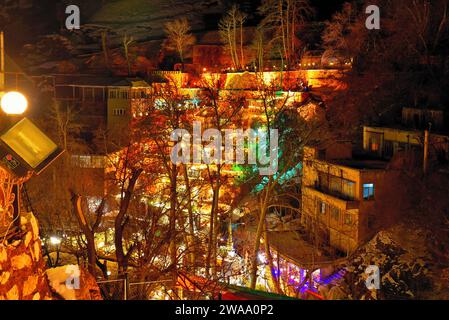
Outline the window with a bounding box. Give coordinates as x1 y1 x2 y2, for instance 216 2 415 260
79 155 91 167
83 87 94 101
113 108 126 116
91 156 105 168
342 180 355 200
94 88 105 102
369 138 379 152
320 201 327 215
344 213 353 225
331 207 340 222
317 172 356 200
363 183 375 200
120 90 129 99
398 142 408 152
367 132 383 155
132 90 147 99
383 140 394 158
71 155 105 168
317 172 328 190
329 175 341 194
109 90 117 99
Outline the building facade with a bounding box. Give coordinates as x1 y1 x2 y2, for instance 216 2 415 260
364 108 449 162
301 143 388 255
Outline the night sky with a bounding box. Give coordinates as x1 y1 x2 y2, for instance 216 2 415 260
230 0 347 26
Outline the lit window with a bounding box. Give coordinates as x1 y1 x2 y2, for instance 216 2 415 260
363 183 375 200
109 90 117 99
320 202 327 214
344 213 353 225
91 156 105 168
113 108 126 116
79 155 91 168
120 91 129 99
331 207 340 222
71 155 105 168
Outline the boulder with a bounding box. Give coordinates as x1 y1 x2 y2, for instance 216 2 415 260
46 265 102 300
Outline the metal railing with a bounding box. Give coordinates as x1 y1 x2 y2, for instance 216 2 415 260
96 276 174 300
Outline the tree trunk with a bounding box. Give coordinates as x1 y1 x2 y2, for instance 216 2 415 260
71 193 96 277
232 15 240 69
114 169 142 275
240 23 245 68
169 163 178 280
291 3 296 64
263 223 282 294
101 31 109 69
286 0 291 65
206 183 219 276
211 183 220 276
227 28 237 69
279 0 288 66
249 185 270 289
182 164 196 273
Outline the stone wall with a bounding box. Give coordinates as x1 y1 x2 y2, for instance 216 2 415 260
0 212 102 300
0 212 52 300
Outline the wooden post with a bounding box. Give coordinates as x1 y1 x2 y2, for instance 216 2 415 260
123 273 129 300
423 129 429 175
1 31 5 90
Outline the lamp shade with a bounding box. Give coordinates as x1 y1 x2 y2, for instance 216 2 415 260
0 118 63 177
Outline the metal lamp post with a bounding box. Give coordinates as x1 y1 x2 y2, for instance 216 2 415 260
0 91 64 233
0 91 28 230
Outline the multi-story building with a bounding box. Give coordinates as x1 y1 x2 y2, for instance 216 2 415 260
301 142 389 255
302 108 449 256
53 75 151 147
363 108 449 162
50 75 152 197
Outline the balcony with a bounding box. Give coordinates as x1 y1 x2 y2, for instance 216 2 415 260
304 186 359 210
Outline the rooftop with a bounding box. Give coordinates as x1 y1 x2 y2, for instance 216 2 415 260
364 124 449 138
329 159 389 170
52 75 150 88
267 231 342 268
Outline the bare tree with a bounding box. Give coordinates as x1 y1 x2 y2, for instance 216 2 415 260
196 74 246 277
322 2 360 65
70 192 108 277
219 5 247 70
164 18 196 71
101 30 110 69
252 26 267 71
122 34 134 76
241 77 328 290
258 0 314 67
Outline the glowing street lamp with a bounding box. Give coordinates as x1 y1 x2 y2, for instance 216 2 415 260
1 91 28 115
